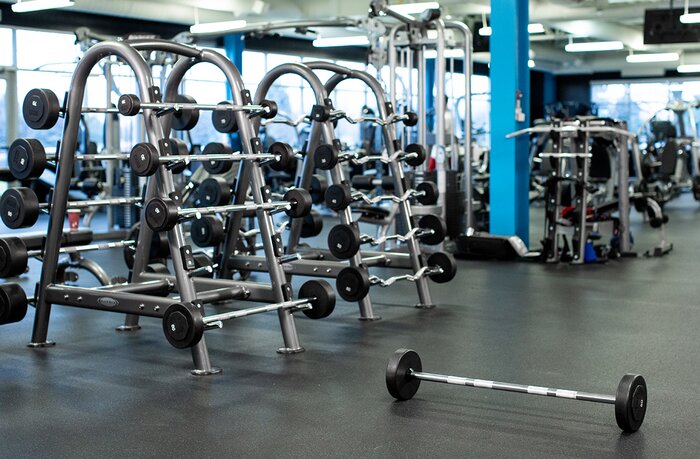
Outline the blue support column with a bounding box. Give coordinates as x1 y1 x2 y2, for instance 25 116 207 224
425 58 435 133
543 71 556 109
489 0 530 244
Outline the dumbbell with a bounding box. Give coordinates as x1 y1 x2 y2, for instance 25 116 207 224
196 177 232 207
145 188 312 232
386 349 647 433
211 99 278 133
0 234 139 278
327 215 446 259
162 279 335 349
336 266 371 302
8 138 133 181
123 222 170 270
0 283 28 325
329 180 438 211
0 187 141 229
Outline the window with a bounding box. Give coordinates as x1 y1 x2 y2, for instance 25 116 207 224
0 28 13 67
591 79 700 135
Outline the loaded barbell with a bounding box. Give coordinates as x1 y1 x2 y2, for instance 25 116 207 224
162 279 336 349
385 349 647 433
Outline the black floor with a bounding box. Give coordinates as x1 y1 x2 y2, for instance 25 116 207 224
1 197 699 457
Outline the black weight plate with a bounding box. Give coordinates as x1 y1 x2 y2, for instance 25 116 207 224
124 222 170 269
284 188 312 218
191 216 225 247
129 142 160 176
615 374 647 432
212 100 238 133
269 142 294 172
23 88 61 130
192 252 214 278
202 142 234 175
0 237 28 278
261 99 278 119
386 348 422 401
299 279 336 319
404 143 427 167
327 224 361 259
198 177 231 207
380 176 395 191
0 283 28 325
171 94 199 131
314 144 338 170
118 94 141 116
325 184 352 211
403 111 418 127
415 181 439 205
336 266 371 302
162 302 204 349
145 198 178 232
9 138 47 180
427 251 457 283
309 174 327 204
418 214 446 245
0 187 40 229
300 210 323 238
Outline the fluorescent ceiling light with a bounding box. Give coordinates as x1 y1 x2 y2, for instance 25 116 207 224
12 0 74 13
677 64 700 73
190 20 247 34
626 52 679 63
313 36 369 47
389 2 440 15
565 41 624 52
528 59 535 68
680 13 700 24
424 49 465 59
478 23 544 37
528 23 545 34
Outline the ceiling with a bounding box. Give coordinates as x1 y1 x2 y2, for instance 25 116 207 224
3 0 700 75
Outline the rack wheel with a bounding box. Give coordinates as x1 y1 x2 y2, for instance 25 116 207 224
386 348 422 401
336 266 371 302
427 251 457 283
171 94 199 131
162 302 204 349
0 283 28 325
328 223 361 260
299 279 336 319
615 374 647 432
23 88 61 130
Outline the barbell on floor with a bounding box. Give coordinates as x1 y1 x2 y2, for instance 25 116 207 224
385 349 646 433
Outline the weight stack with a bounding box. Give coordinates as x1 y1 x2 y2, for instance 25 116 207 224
113 163 140 229
424 170 462 239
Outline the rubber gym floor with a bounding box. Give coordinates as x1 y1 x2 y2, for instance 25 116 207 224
1 196 698 458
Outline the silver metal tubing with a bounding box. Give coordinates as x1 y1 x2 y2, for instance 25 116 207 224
177 201 290 218
28 240 135 258
204 299 311 326
410 371 616 404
